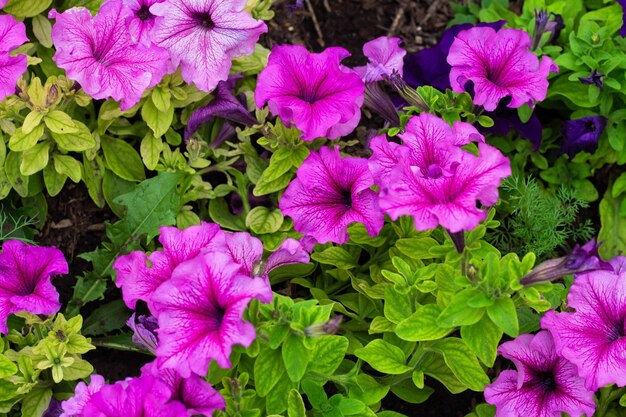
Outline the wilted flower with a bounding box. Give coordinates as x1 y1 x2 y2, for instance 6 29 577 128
61 374 106 417
531 9 563 49
122 0 165 46
0 240 67 334
448 27 558 111
520 238 612 285
541 256 626 390
150 0 266 92
280 146 384 244
49 0 170 110
255 45 364 141
484 331 596 417
152 251 272 376
579 69 604 89
0 15 28 101
560 115 607 158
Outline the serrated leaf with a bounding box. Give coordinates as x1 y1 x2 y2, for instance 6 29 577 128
101 135 145 182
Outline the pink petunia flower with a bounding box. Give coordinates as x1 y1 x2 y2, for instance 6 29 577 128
354 36 406 83
371 114 509 233
541 256 626 390
0 15 28 101
447 27 558 111
49 0 170 110
0 240 67 334
113 222 224 312
150 0 266 93
485 331 596 417
255 45 365 141
122 0 166 46
280 146 384 244
152 251 272 376
141 361 225 416
0 0 7 8
60 374 105 417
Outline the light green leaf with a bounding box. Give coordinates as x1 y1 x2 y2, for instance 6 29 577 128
384 286 413 324
396 238 441 259
308 335 349 375
20 142 50 176
9 125 45 152
486 297 519 337
0 355 17 379
142 98 174 137
288 389 306 417
51 123 95 152
396 304 451 341
22 111 45 134
44 110 79 134
140 133 163 171
246 206 284 234
62 358 94 380
254 348 285 397
460 316 503 367
43 163 67 197
431 338 490 391
20 386 51 417
151 86 171 113
4 0 52 17
311 247 357 270
101 135 145 182
437 288 485 327
83 156 105 208
599 190 626 259
32 15 53 48
354 339 411 375
54 154 82 183
4 151 29 197
282 334 309 382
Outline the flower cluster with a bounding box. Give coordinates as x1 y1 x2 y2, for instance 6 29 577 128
0 14 28 101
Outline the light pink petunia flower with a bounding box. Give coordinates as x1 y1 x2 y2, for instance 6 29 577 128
447 27 558 111
485 331 596 417
150 0 267 92
49 0 170 110
541 256 626 390
152 251 272 376
0 15 28 101
280 146 384 244
0 240 67 334
255 45 365 141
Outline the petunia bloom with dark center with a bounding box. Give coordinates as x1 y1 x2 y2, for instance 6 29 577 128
560 115 607 158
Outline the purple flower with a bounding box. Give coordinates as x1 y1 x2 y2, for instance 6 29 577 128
122 0 165 46
448 27 558 111
61 374 106 417
560 115 607 158
486 106 543 150
43 398 63 417
619 0 626 37
371 114 510 233
127 313 159 353
141 361 225 416
484 331 596 417
0 240 67 334
150 0 266 93
354 36 406 83
255 45 365 141
0 15 28 101
541 257 626 390
579 69 604 89
152 251 272 376
520 238 613 285
113 222 224 311
279 146 384 244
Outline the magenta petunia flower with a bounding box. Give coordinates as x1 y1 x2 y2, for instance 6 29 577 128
141 361 225 416
152 251 272 376
370 114 508 233
0 240 67 334
0 0 7 8
49 0 170 110
280 146 384 244
255 45 365 141
150 0 266 93
122 0 165 45
541 256 626 390
61 374 105 417
484 331 596 417
447 27 558 111
0 15 28 101
354 36 406 83
113 221 224 311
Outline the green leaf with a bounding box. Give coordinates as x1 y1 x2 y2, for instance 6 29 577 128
266 376 293 415
9 125 45 152
486 297 519 337
460 316 503 366
32 15 53 48
311 247 357 270
43 163 67 197
69 274 107 311
4 0 52 17
254 348 285 397
308 335 349 375
142 98 174 138
44 110 79 134
599 190 626 259
354 339 411 375
62 357 94 381
246 206 284 234
54 154 82 183
151 86 171 113
389 379 434 404
101 135 146 182
253 170 293 196
83 156 106 208
22 111 45 134
208 197 246 231
103 169 134 218
20 386 51 417
5 151 29 197
140 133 163 171
431 338 490 391
288 389 306 417
396 304 451 341
82 300 129 336
20 142 50 176
348 373 389 406
51 123 95 152
384 286 413 324
395 238 440 259
282 334 309 382
437 288 485 327
0 355 17 379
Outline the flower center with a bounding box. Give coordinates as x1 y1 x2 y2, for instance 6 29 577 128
584 121 597 132
340 189 352 209
536 371 557 392
137 4 152 21
608 318 625 342
193 12 215 30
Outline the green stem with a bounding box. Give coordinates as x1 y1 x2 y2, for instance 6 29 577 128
91 340 153 355
595 386 626 417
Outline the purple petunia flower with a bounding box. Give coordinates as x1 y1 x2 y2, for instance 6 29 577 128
152 251 272 376
150 0 266 93
579 69 604 89
280 146 384 244
127 313 159 353
484 331 596 417
0 240 67 334
49 0 170 110
60 374 106 417
0 15 28 101
619 0 626 37
541 256 626 390
447 27 558 111
141 361 225 416
560 115 607 158
43 398 63 417
371 114 510 233
122 0 165 46
113 222 224 312
355 36 406 83
520 238 612 285
255 45 365 141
